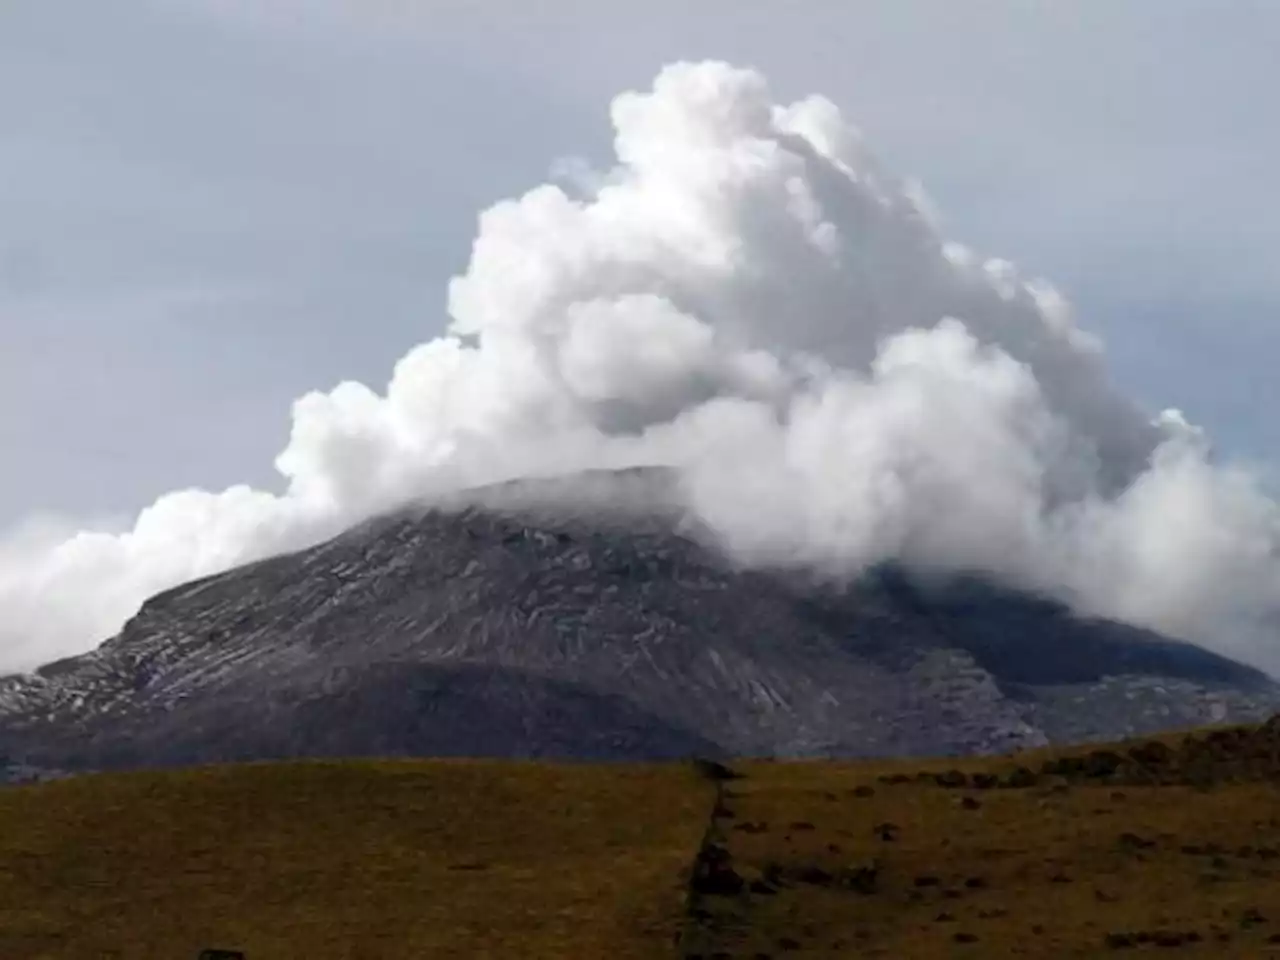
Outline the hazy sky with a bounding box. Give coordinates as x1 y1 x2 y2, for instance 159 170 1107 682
3 0 1279 529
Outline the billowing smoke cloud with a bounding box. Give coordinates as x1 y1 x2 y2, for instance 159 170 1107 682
3 61 1279 674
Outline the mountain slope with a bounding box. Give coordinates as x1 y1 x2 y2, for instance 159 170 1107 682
2 469 1276 771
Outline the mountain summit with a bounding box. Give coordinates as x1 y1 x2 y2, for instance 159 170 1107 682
2 469 1275 774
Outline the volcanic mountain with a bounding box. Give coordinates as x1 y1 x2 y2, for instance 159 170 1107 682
1 468 1276 775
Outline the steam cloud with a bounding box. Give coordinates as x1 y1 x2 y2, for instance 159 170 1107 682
3 61 1279 674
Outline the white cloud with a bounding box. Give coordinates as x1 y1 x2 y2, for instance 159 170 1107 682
3 60 1279 673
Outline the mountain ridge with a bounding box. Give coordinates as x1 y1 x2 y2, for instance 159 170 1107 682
2 468 1276 773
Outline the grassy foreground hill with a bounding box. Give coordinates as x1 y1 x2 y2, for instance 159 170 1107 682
0 761 714 959
688 720 1280 957
5 720 1280 958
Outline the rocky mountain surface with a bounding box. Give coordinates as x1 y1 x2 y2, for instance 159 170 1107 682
1 468 1277 773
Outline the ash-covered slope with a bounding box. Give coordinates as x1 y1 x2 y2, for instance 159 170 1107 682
1 469 1276 771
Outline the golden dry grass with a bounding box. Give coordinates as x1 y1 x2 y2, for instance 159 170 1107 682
0 759 714 960
6 724 1280 959
689 739 1280 958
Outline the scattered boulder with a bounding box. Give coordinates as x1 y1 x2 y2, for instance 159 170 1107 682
1002 766 1039 789
1117 832 1156 851
1040 756 1084 778
761 861 785 887
692 758 741 782
1083 750 1127 779
712 799 735 819
691 844 744 897
835 860 880 894
1127 740 1173 768
873 821 901 842
1039 748 1133 782
795 865 834 886
1240 908 1267 929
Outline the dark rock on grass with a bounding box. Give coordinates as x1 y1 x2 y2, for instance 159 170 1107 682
850 784 876 798
1151 931 1198 947
795 865 834 886
877 774 913 786
692 844 745 897
874 822 901 842
1049 749 1129 780
838 861 880 894
693 758 742 782
1002 766 1039 788
712 798 735 819
1127 739 1174 768
1240 907 1267 928
959 796 982 810
952 932 979 944
934 769 969 788
1117 832 1156 851
692 863 744 896
1041 756 1083 778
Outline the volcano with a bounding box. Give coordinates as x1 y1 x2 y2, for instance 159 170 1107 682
2 468 1275 777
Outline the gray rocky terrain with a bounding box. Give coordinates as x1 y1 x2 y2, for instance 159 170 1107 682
1 468 1276 774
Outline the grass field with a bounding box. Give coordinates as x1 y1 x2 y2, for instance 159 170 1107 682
4 723 1280 959
0 760 714 959
686 725 1280 957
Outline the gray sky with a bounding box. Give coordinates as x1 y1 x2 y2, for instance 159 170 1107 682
3 0 1279 529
